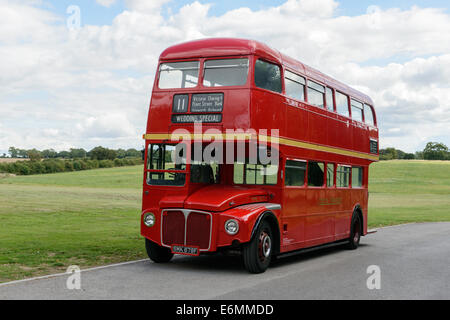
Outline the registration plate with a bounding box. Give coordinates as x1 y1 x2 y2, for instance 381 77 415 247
171 245 200 256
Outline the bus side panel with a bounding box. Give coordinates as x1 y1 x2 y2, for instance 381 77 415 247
251 89 287 139
303 188 335 247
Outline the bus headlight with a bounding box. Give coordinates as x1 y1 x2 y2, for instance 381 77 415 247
143 212 156 227
225 219 239 235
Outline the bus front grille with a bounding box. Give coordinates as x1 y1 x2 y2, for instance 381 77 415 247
161 210 212 250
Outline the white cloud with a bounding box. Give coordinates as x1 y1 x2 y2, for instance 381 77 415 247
96 0 117 7
0 0 449 154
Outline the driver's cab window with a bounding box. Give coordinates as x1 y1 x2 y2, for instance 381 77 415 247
147 144 186 186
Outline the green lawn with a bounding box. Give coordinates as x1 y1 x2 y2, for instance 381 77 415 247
368 160 450 227
0 166 146 283
0 161 449 282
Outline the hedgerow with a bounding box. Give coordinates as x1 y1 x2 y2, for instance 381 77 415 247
0 158 143 176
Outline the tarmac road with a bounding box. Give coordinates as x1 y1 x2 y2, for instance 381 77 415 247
1 222 449 300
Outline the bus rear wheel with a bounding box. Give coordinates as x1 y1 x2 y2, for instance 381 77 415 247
242 220 273 274
145 238 174 263
347 213 361 250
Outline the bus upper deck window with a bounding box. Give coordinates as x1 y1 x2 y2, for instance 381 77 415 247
158 61 199 89
307 81 325 108
364 104 375 126
351 99 364 122
285 70 305 101
255 59 282 93
336 91 350 117
326 87 334 111
203 58 249 87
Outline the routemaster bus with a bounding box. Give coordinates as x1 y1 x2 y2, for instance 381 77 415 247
141 38 379 273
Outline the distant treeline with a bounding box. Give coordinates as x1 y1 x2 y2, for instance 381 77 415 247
0 146 144 176
380 142 449 161
0 158 143 176
3 146 143 161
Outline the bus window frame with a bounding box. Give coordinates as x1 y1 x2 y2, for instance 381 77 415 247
326 162 336 188
284 157 308 188
350 98 364 123
156 56 252 91
335 90 351 119
307 160 326 188
157 59 201 90
284 68 306 102
364 103 377 127
145 142 189 188
336 164 352 189
306 80 326 109
253 57 284 95
202 56 251 88
351 166 364 189
325 87 335 112
232 160 280 187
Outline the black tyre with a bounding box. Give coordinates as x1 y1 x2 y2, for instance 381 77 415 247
145 238 174 263
346 213 362 250
242 220 273 274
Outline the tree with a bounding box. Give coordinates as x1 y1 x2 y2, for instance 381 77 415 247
17 149 28 158
125 148 141 158
41 149 58 159
89 146 117 160
380 148 398 160
27 149 42 161
116 149 127 159
58 151 71 159
8 147 18 158
69 148 87 159
423 142 449 160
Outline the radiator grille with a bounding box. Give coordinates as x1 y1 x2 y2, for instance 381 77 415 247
161 210 211 250
162 210 185 246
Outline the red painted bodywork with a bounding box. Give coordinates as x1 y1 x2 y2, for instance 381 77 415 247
141 38 379 255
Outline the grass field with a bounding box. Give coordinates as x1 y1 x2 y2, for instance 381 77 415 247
0 161 449 282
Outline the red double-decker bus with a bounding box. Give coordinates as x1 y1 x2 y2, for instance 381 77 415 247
141 38 379 273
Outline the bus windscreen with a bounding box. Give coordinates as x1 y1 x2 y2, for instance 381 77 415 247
158 61 199 89
203 58 249 87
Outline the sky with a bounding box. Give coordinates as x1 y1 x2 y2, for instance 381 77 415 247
0 0 449 155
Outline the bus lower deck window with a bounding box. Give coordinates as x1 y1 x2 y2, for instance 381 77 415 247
327 163 335 187
308 161 325 187
352 167 363 188
336 165 350 188
285 160 306 186
234 161 278 185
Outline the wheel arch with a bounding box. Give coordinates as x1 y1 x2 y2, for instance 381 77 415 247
250 211 281 256
352 204 364 235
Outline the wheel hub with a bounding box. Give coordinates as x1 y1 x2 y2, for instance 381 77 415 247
258 231 272 262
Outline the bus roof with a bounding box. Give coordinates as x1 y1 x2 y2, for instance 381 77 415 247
160 38 374 106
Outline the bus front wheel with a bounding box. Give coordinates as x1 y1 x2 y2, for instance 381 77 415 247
242 220 273 274
145 238 174 263
346 213 362 250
